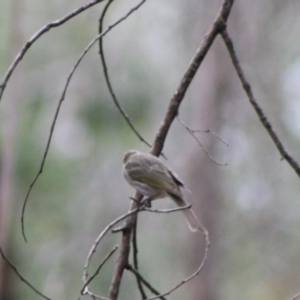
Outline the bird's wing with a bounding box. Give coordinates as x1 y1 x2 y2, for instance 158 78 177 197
146 160 182 193
167 168 184 187
124 153 182 196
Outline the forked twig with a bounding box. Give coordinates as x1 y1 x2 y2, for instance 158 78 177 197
109 0 234 298
126 265 166 300
0 247 51 300
82 208 140 293
151 0 233 156
177 117 227 166
81 246 118 297
177 117 228 146
21 0 149 242
84 203 206 299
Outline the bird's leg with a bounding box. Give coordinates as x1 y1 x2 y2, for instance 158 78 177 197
130 196 152 207
140 196 154 208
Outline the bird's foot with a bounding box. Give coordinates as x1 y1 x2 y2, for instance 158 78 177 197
140 196 152 208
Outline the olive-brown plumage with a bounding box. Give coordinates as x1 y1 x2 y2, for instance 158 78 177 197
123 150 201 232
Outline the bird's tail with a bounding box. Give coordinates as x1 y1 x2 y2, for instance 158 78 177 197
168 193 202 232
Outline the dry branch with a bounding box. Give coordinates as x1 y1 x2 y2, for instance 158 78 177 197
177 117 227 166
220 28 300 177
108 0 234 299
151 0 234 156
131 217 148 299
0 0 105 103
98 0 151 148
21 0 148 242
126 265 166 300
147 230 209 300
291 292 300 300
82 208 140 290
0 247 50 300
81 246 118 299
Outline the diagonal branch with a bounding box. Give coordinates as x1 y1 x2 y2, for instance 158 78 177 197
82 207 140 290
220 28 300 177
0 247 51 300
131 217 148 299
21 0 148 242
291 292 300 300
81 246 118 298
0 0 105 104
147 229 209 300
108 0 234 299
108 192 142 299
151 0 234 156
177 117 227 166
126 264 166 300
98 0 151 147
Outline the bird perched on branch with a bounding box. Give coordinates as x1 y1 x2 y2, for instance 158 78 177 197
122 150 202 232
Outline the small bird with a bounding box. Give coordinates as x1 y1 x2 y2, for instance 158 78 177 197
122 150 201 232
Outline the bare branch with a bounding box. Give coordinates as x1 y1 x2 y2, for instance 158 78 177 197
291 292 300 300
130 204 198 299
126 265 166 300
145 204 209 236
98 0 151 147
108 1 234 298
151 0 234 157
21 0 148 242
0 0 105 104
82 208 140 290
108 192 143 299
81 246 118 297
177 117 229 146
220 28 300 177
131 217 148 299
177 117 227 166
147 229 210 300
144 204 192 213
0 247 51 300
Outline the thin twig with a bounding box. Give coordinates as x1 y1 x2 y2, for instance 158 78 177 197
131 217 148 299
108 0 234 298
177 117 229 146
147 228 210 300
21 0 148 242
82 208 140 288
146 205 209 236
291 291 300 300
126 265 166 300
177 117 227 166
98 0 151 147
0 247 51 300
151 0 234 157
0 0 105 104
143 204 192 213
220 28 300 177
81 246 118 296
